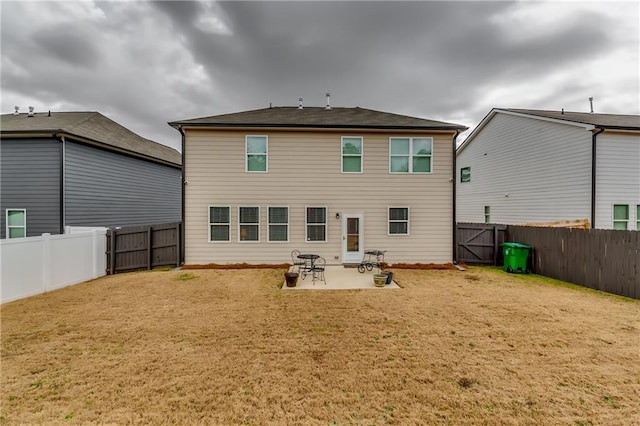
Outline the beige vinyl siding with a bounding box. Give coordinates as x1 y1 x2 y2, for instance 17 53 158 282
456 113 592 225
594 131 640 230
184 128 454 265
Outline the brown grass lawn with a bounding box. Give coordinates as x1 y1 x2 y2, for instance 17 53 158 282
1 267 639 425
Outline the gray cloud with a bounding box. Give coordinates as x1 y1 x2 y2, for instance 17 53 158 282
2 1 638 150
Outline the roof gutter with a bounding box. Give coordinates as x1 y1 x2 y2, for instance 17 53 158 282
178 125 186 265
452 129 461 264
591 127 605 228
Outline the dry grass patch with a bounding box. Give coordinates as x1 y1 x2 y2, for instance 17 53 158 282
1 267 639 425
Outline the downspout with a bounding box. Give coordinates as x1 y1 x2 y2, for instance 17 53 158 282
591 127 605 229
452 129 461 264
178 126 186 265
60 135 66 234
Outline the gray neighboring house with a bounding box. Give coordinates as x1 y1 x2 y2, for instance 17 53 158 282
1 110 182 239
456 108 640 230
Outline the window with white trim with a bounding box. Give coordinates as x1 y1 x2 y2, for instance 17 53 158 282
209 206 230 242
342 136 363 173
306 207 326 242
6 209 26 239
246 136 267 172
388 207 409 235
637 205 639 230
389 137 432 173
613 204 628 230
239 207 260 242
268 207 288 242
484 206 490 224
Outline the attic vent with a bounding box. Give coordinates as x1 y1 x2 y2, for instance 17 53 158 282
28 106 34 117
325 92 331 110
13 106 19 115
298 97 303 109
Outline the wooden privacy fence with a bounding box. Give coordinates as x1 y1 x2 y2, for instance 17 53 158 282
456 222 640 299
106 222 181 274
456 223 507 265
507 226 639 300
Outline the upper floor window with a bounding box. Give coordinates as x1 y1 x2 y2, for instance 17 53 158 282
342 137 363 173
613 204 628 230
239 206 260 242
388 207 409 235
6 209 26 239
306 207 327 242
389 137 432 173
209 206 230 242
246 136 267 172
268 207 289 242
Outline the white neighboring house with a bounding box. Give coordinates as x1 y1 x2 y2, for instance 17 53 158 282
456 108 640 230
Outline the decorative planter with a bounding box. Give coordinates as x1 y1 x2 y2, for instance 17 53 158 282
285 272 299 287
373 274 387 287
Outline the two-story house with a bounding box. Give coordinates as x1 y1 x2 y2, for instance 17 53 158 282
169 104 467 265
1 110 182 238
456 108 640 229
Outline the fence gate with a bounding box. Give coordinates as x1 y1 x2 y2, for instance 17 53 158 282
106 222 181 274
457 223 507 265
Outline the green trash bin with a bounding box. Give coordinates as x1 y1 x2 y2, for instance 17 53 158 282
503 242 531 274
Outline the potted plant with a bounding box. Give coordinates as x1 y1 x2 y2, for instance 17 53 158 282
284 271 299 287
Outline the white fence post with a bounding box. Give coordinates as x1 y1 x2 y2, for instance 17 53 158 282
42 233 51 293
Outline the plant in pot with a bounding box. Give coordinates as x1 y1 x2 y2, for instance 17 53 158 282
373 262 389 287
284 271 299 287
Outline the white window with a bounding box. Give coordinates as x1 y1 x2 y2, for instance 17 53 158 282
342 136 363 173
637 205 640 230
246 136 267 172
209 206 230 242
484 206 490 224
389 137 432 173
239 207 260 242
306 207 326 242
6 209 26 239
268 207 288 242
613 204 628 230
388 207 409 235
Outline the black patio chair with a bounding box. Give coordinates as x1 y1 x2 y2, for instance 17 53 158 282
311 256 326 285
290 249 307 274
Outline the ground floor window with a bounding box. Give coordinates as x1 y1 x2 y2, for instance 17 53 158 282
637 205 639 230
268 207 288 242
209 206 230 241
484 206 490 224
613 204 628 230
306 207 326 242
239 207 260 242
6 209 26 238
388 207 409 235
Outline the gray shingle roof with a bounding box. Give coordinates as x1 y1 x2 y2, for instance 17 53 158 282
169 106 467 131
1 111 181 166
502 109 640 130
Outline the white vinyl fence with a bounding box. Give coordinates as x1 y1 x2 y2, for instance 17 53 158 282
0 230 106 304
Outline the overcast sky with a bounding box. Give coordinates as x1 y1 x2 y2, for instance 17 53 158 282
1 1 638 151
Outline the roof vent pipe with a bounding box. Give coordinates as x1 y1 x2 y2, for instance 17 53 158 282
589 97 594 114
28 106 34 117
325 92 331 110
298 97 303 109
13 106 19 115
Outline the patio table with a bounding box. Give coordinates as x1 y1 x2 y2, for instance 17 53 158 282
297 254 319 279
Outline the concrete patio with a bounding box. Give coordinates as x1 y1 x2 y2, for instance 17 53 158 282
282 266 400 290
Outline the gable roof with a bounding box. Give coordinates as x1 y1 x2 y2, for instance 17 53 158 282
457 108 640 154
169 106 467 131
1 111 181 167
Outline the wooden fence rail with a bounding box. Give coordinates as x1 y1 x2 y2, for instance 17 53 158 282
456 222 640 299
106 222 181 274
